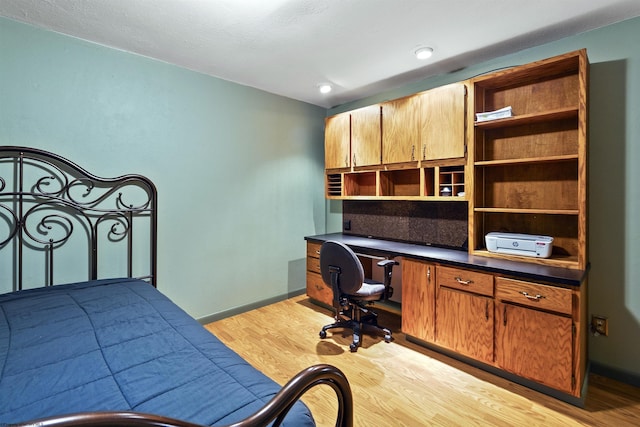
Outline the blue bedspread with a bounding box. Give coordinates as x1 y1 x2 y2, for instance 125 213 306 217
0 278 314 426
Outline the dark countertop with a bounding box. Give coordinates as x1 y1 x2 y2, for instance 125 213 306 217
305 233 588 287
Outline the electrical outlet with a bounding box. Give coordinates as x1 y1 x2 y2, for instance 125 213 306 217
591 315 609 336
343 220 351 231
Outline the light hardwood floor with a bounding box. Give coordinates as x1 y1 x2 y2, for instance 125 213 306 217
205 295 640 427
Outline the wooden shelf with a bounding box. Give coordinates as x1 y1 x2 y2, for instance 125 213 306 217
475 154 578 167
474 207 580 215
474 107 578 129
471 249 579 269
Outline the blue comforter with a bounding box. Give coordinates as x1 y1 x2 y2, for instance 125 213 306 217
0 278 314 426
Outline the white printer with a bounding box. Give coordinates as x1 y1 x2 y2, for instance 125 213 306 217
485 232 554 258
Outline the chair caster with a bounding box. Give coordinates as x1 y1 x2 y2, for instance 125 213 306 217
384 334 392 343
319 330 327 339
349 343 358 352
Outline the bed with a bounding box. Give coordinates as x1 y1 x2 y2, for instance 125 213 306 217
0 146 352 427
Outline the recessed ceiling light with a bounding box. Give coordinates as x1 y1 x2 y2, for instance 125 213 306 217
415 47 434 60
319 83 332 94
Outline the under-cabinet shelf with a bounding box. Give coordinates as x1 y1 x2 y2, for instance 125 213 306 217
325 164 467 200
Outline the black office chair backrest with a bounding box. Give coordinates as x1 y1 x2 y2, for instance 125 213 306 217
320 241 364 295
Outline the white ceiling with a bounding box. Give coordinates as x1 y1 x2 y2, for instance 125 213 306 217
2 0 640 108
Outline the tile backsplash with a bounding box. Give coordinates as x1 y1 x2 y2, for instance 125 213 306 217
342 200 468 250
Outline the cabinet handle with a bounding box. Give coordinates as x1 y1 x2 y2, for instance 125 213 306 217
345 155 349 167
455 277 473 285
422 144 426 160
427 266 431 283
411 145 415 161
503 305 507 326
485 301 489 321
315 250 320 255
520 291 545 301
353 154 356 166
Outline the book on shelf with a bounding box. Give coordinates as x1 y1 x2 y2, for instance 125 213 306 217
476 106 513 122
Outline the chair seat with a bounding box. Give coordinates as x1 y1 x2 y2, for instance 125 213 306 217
346 279 385 300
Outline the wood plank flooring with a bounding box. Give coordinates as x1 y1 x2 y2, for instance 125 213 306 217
205 295 640 427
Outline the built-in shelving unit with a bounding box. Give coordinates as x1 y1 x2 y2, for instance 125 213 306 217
469 49 588 270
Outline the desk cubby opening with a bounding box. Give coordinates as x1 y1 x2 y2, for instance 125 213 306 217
439 166 465 197
380 169 421 197
344 171 377 197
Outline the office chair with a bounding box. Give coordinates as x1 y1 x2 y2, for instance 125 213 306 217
318 240 398 352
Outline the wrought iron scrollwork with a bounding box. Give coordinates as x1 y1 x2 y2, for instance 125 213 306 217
22 210 75 247
0 202 19 247
0 146 157 290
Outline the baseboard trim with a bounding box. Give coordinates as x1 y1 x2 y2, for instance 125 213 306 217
197 288 307 325
590 362 640 388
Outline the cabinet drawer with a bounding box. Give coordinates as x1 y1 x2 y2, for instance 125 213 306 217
307 242 322 258
437 266 494 297
495 277 573 315
307 256 321 274
306 271 333 306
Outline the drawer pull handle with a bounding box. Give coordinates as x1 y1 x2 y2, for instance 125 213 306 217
521 291 545 301
315 250 320 255
455 277 473 285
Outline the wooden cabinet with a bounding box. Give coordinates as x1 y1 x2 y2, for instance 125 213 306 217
324 82 467 200
401 259 435 342
435 266 494 364
495 277 578 394
305 234 587 401
420 83 467 161
351 104 382 168
382 95 421 165
469 49 588 270
305 242 332 306
324 105 381 171
325 112 351 170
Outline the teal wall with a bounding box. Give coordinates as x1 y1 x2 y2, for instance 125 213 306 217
329 17 640 379
0 17 327 319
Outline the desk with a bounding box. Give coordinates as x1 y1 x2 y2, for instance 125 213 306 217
305 233 587 287
304 232 588 405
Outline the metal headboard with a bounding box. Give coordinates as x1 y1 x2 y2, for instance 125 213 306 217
0 146 157 290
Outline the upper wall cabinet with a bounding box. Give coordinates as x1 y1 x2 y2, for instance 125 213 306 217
351 104 382 168
420 83 467 161
325 112 351 170
380 83 467 166
381 94 421 165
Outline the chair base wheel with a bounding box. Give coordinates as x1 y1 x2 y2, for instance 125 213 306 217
349 343 358 352
319 330 327 339
384 334 392 342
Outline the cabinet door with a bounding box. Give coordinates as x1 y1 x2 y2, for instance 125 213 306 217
324 112 351 169
351 105 381 167
495 302 574 393
435 286 494 364
382 95 421 164
420 83 466 160
401 259 435 342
